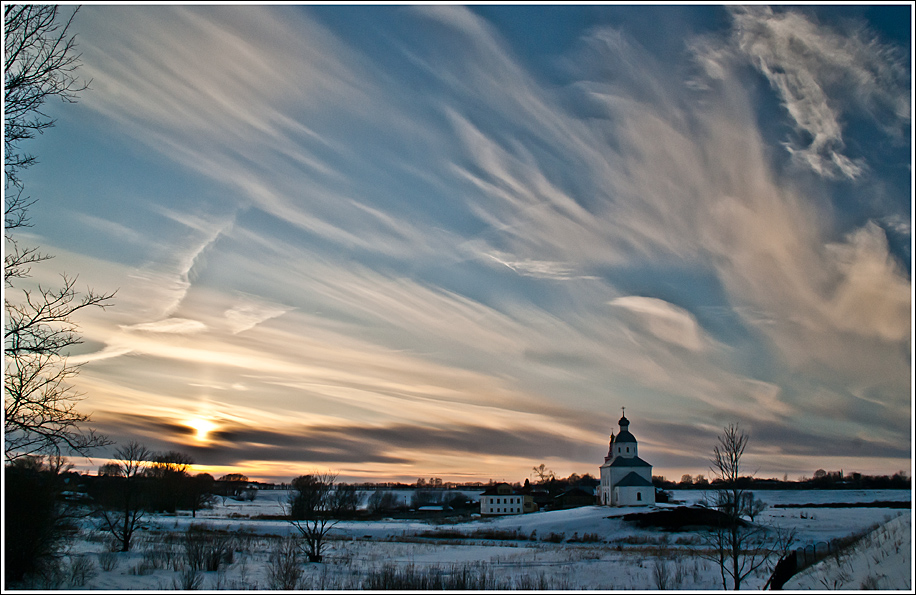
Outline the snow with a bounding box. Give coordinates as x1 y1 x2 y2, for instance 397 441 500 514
783 513 911 590
25 488 913 590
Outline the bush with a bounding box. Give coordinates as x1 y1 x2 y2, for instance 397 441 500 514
266 536 303 590
568 532 602 543
98 551 119 572
183 526 234 572
172 567 203 590
66 555 97 587
362 563 500 590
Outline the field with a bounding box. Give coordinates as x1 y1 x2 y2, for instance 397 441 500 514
41 489 913 590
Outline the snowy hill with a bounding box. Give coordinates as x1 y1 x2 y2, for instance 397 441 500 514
783 513 912 590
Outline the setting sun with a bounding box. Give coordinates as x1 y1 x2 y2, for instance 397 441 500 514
186 418 217 442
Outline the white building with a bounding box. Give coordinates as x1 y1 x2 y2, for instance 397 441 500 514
479 482 536 515
599 413 654 506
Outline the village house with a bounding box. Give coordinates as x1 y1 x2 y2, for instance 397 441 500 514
479 482 538 515
599 411 655 506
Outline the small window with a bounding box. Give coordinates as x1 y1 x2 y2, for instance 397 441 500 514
637 492 642 501
626 446 629 452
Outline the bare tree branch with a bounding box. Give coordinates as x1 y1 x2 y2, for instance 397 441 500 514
4 5 114 462
5 5 90 188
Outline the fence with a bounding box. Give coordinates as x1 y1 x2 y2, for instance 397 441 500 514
766 541 834 590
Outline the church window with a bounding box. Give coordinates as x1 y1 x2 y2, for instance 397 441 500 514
637 492 642 501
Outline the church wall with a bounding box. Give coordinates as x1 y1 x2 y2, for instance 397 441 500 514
615 486 653 506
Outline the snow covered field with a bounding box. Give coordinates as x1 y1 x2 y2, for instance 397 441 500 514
51 489 911 590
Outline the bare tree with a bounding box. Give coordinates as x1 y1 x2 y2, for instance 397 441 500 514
4 4 114 462
4 5 89 187
4 277 113 460
367 490 398 515
701 424 779 590
287 471 339 562
330 482 359 518
531 463 555 483
97 442 151 552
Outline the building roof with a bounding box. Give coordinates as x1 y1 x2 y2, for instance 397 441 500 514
554 487 594 500
614 429 637 443
615 472 654 487
609 455 651 467
480 483 525 496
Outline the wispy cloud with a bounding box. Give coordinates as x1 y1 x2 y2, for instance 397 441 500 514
723 6 910 179
122 318 208 334
51 5 909 480
609 297 709 352
223 293 292 335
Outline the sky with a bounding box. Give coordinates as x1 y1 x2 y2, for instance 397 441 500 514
8 2 913 484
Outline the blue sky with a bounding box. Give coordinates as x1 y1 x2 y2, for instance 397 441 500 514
14 3 912 483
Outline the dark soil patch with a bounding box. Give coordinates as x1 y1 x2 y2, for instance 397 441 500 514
621 506 747 531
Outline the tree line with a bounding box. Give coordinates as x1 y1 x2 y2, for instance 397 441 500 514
651 470 911 490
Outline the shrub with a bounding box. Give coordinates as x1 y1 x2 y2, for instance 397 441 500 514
98 551 119 572
183 526 234 572
653 558 672 589
361 562 511 590
66 555 97 587
568 532 602 543
266 536 303 590
172 567 204 590
513 572 552 590
128 560 156 576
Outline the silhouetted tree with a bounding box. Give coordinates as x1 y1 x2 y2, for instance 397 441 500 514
4 4 114 463
531 463 555 483
330 482 359 517
287 471 339 562
367 490 398 514
144 450 193 512
700 424 787 590
96 441 151 552
187 473 216 518
216 472 253 500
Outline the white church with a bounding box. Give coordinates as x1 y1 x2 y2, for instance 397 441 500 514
599 410 655 506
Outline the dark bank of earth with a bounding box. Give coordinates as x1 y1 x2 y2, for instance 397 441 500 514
620 506 747 531
621 501 911 531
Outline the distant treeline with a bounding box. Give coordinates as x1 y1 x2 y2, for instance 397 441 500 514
651 470 911 491
63 469 912 493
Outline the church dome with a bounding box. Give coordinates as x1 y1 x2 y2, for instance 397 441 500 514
615 429 637 443
615 415 636 442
